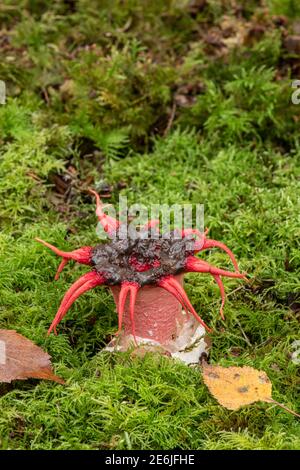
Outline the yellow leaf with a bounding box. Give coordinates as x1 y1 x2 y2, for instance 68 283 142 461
202 364 272 410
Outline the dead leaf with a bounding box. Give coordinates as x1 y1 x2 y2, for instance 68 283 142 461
59 78 75 100
284 35 300 55
0 330 65 385
202 364 272 410
202 363 300 418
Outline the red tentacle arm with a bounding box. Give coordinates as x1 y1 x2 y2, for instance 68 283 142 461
141 219 160 232
157 275 212 332
117 281 139 345
183 229 240 272
88 188 120 236
35 238 92 280
117 283 131 335
212 274 226 320
129 283 139 346
156 277 190 318
182 228 206 251
185 256 247 280
54 271 100 321
55 258 69 280
48 271 105 335
181 227 210 251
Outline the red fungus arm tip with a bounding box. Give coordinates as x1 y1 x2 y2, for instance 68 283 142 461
88 188 120 236
212 274 226 320
117 282 139 345
129 283 139 346
117 283 130 336
55 258 69 281
182 228 206 251
201 238 240 272
157 275 212 332
35 238 92 280
48 271 105 335
185 256 247 280
142 219 160 231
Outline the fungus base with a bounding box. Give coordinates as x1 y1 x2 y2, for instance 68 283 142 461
106 275 208 365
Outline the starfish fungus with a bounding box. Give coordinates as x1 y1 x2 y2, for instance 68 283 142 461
36 190 246 351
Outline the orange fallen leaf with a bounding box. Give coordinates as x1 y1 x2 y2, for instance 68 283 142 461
202 364 271 410
0 330 65 385
202 363 300 418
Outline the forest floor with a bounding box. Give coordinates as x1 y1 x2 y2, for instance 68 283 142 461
0 0 299 449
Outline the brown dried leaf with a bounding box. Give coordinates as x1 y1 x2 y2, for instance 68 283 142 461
0 330 65 385
59 79 75 100
202 364 272 410
284 35 300 55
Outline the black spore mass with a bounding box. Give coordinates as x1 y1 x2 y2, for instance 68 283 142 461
91 230 195 286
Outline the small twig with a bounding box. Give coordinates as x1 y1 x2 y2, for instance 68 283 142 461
235 319 252 347
42 87 50 105
198 351 209 369
226 285 244 298
164 102 176 136
254 337 273 349
266 398 300 419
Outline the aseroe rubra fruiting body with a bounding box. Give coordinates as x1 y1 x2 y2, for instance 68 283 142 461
36 190 246 345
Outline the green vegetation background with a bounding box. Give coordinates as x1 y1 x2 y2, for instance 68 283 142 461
0 0 299 450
